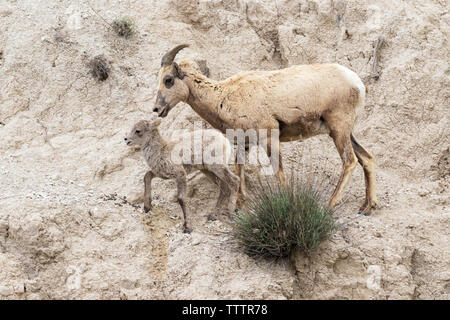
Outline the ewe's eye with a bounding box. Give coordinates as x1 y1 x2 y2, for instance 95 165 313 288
135 130 141 134
164 76 174 88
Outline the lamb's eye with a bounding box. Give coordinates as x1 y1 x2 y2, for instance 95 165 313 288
164 76 174 88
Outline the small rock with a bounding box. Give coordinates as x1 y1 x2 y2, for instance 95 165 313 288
26 293 42 300
0 285 13 296
13 282 25 293
439 271 450 281
120 292 128 300
0 9 13 17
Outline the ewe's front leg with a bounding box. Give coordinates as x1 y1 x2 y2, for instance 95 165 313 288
143 171 153 213
175 172 191 234
266 137 287 187
235 163 246 209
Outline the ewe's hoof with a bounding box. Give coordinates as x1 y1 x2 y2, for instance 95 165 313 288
207 216 217 222
358 199 378 216
143 206 151 213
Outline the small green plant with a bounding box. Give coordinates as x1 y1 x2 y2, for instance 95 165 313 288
112 16 136 38
233 175 336 258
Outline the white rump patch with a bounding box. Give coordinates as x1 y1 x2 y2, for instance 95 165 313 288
334 64 366 107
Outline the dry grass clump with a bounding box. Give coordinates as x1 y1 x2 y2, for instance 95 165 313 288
112 16 136 38
89 55 110 81
233 175 336 258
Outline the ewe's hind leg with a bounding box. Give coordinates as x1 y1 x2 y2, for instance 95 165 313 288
351 134 378 215
143 171 153 213
174 172 191 233
328 131 358 209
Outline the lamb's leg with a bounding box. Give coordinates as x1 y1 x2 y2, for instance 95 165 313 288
351 134 378 215
143 171 153 213
200 169 224 221
211 180 230 220
175 172 190 233
205 165 240 217
328 131 358 208
218 180 233 214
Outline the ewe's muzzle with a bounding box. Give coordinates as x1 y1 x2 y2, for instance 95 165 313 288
154 92 170 117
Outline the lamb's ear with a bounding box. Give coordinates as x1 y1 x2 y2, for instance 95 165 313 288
173 62 186 80
150 111 159 119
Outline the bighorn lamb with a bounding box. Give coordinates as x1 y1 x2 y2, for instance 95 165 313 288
152 45 377 215
125 113 240 233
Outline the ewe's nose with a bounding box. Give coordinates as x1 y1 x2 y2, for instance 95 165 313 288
153 108 159 113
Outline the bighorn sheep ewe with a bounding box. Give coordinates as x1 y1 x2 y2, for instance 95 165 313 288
151 45 378 215
125 113 240 233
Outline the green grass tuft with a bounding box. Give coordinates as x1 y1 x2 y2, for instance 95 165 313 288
233 175 336 258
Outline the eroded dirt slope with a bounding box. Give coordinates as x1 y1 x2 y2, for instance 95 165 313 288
0 0 448 299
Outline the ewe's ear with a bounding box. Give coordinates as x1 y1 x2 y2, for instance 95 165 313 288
173 62 186 80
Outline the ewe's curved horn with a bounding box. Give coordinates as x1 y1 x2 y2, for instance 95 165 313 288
161 44 189 67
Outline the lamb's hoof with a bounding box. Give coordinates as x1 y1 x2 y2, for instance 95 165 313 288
143 206 151 213
183 227 192 234
207 216 217 222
